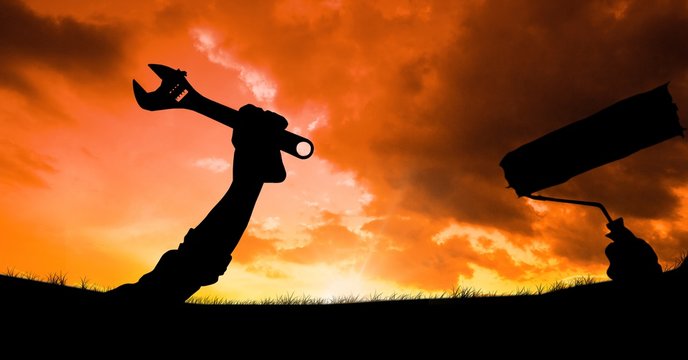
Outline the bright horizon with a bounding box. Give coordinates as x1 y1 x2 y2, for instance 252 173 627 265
2 0 688 301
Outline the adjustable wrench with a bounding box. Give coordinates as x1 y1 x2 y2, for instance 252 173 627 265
133 64 314 159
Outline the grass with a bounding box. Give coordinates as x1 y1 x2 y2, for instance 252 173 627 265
185 275 604 305
5 255 686 306
666 251 688 272
3 267 109 292
1 265 604 305
5 267 43 282
46 271 68 286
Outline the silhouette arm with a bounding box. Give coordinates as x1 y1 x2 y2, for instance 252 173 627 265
188 104 287 255
108 89 295 303
192 178 263 255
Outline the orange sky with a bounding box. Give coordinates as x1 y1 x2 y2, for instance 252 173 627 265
2 0 688 300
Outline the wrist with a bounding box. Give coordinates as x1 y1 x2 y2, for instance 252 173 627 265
231 175 265 188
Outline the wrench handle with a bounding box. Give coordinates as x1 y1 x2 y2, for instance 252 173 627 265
184 93 314 159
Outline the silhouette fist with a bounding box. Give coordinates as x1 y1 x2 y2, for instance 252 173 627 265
231 104 287 183
604 218 662 281
604 218 636 243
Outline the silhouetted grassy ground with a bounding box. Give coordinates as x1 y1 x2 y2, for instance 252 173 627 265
1 261 685 347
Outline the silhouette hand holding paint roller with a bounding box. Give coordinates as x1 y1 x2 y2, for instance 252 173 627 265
500 84 682 281
107 65 313 303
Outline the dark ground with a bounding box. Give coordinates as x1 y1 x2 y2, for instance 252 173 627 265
1 264 686 350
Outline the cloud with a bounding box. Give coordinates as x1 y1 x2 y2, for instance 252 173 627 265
9 0 687 295
296 0 688 255
190 28 277 103
234 208 546 290
259 216 281 231
0 0 129 97
280 211 368 266
193 157 231 173
0 140 56 188
232 233 278 263
186 1 688 290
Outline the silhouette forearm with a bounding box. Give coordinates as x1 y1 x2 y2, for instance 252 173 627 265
193 179 263 254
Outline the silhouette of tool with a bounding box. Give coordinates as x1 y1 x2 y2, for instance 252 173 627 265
133 64 314 159
500 83 683 221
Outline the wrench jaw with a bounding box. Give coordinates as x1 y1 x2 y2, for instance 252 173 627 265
132 64 197 111
132 79 167 111
148 63 185 79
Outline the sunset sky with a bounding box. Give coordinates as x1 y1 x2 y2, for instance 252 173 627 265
2 0 688 301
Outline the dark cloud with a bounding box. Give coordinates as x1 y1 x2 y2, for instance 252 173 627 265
410 1 688 225
545 144 688 220
0 0 129 94
0 68 38 97
656 229 688 263
308 1 688 234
